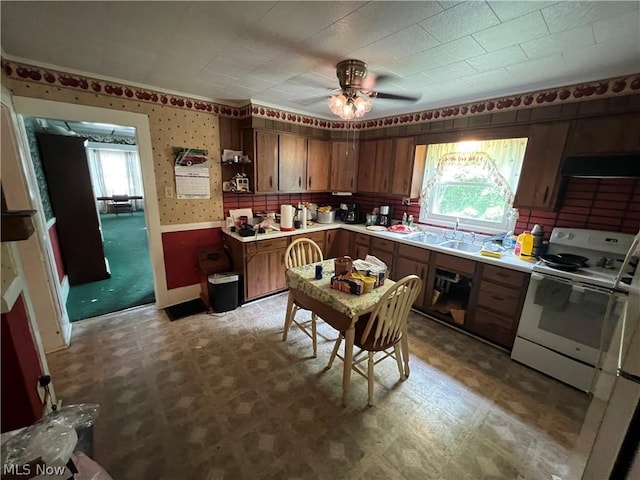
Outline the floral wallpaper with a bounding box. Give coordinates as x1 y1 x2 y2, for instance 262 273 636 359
23 117 54 220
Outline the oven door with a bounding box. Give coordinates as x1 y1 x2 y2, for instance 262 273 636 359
516 272 627 366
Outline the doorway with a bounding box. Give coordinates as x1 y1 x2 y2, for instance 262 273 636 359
25 117 156 320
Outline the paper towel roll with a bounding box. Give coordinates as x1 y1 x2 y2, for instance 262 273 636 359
280 205 295 231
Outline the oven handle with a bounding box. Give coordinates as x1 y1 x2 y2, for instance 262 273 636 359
531 272 620 296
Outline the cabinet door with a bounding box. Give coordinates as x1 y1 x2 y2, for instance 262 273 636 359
565 114 640 154
246 247 286 299
390 137 417 196
395 256 428 308
279 134 306 192
330 141 359 191
307 139 330 191
357 140 377 192
513 122 570 210
327 229 350 258
255 131 278 193
358 139 393 193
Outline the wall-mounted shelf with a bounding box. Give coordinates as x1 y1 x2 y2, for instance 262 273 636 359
1 210 37 242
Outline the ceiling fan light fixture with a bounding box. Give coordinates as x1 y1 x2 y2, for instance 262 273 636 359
328 93 373 120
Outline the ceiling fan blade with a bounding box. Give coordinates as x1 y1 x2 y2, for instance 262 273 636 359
366 91 422 102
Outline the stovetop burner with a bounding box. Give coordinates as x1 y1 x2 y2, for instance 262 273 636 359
531 228 636 290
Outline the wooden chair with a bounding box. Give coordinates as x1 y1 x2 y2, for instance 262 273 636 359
283 238 324 357
327 274 422 406
111 195 133 216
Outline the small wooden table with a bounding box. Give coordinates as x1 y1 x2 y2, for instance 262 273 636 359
96 196 143 213
285 259 396 406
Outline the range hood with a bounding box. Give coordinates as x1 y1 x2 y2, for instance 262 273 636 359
561 154 640 178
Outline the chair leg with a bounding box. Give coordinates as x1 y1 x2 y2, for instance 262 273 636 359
311 313 317 358
367 352 374 406
327 334 342 369
283 293 295 341
393 344 404 379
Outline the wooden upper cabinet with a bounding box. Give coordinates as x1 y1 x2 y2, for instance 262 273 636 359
278 134 306 192
357 140 377 192
564 114 640 155
330 140 359 191
390 137 422 196
307 139 331 192
254 130 278 193
358 139 393 193
513 122 570 210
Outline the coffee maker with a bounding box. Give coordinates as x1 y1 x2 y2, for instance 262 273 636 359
344 203 360 224
377 205 393 227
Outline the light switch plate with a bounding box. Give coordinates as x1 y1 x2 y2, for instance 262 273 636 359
165 185 174 199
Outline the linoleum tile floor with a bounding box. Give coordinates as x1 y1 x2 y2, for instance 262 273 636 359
47 293 590 480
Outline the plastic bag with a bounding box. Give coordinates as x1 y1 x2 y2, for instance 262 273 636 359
1 404 100 474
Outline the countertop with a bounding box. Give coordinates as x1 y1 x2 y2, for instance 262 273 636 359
222 222 536 274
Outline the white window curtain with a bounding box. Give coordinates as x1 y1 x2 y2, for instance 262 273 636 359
419 138 528 229
86 145 144 212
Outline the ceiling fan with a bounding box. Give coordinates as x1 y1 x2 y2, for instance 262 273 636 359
328 59 421 120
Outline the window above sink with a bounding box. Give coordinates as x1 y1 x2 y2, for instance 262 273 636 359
419 138 527 234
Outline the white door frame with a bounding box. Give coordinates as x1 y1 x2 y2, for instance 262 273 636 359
10 96 169 316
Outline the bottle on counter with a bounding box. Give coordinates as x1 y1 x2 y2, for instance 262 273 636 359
401 211 407 225
515 230 534 258
407 214 414 227
531 224 544 256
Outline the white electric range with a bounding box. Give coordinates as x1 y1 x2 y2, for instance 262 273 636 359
511 228 638 392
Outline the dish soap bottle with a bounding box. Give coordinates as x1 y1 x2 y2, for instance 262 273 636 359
515 230 534 258
401 211 407 225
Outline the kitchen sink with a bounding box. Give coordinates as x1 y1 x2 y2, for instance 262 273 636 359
438 240 482 253
406 232 448 245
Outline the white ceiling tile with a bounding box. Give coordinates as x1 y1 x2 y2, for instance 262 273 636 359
593 10 640 44
473 11 549 51
487 1 557 22
542 1 639 34
467 45 528 72
387 36 486 76
349 25 441 64
420 1 500 43
1 1 637 120
505 53 565 82
421 61 478 83
520 25 595 60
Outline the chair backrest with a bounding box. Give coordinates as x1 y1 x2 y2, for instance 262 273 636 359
112 195 131 203
359 275 422 349
284 238 323 269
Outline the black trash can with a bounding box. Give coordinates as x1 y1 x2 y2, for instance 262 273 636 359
208 273 240 313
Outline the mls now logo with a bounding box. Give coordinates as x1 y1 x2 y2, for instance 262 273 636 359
3 463 67 476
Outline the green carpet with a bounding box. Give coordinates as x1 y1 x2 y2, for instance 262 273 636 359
66 211 155 321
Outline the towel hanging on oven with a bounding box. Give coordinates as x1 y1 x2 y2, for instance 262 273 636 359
534 278 572 311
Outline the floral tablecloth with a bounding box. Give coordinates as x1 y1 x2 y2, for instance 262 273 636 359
285 259 396 318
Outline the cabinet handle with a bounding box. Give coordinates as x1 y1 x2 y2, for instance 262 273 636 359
350 178 353 188
404 181 408 190
308 177 312 188
298 176 302 187
543 186 549 202
269 176 273 187
490 295 504 301
384 179 387 190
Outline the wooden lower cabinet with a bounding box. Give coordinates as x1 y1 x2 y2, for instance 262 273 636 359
291 230 325 254
466 264 529 348
326 228 349 258
369 236 396 278
394 244 430 309
352 232 370 260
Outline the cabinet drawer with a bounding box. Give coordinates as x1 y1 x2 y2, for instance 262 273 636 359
246 237 288 254
292 231 325 244
370 237 395 253
354 233 370 245
397 243 430 262
482 264 527 288
472 308 516 348
477 281 520 317
435 253 475 275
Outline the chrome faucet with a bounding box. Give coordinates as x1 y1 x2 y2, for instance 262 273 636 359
445 218 463 240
